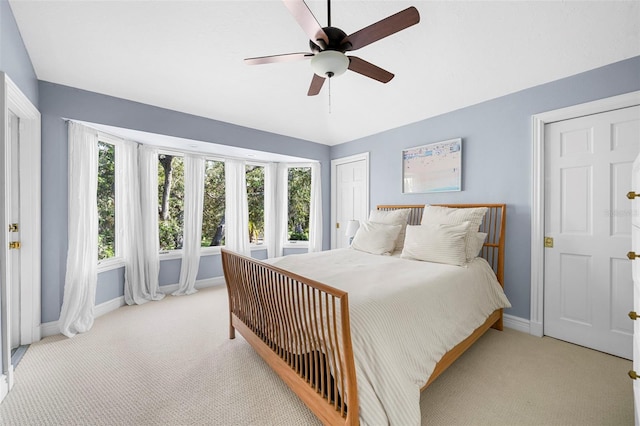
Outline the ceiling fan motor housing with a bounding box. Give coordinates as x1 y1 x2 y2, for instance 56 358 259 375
309 26 351 53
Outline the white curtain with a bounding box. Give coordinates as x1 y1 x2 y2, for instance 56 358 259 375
308 162 323 252
59 122 99 338
119 141 145 305
225 159 250 256
275 163 290 257
263 163 278 258
138 145 164 301
122 143 165 305
173 154 205 296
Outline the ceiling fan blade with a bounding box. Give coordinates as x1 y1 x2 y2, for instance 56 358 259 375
348 56 394 83
342 6 420 51
307 74 326 96
282 0 329 49
244 52 314 65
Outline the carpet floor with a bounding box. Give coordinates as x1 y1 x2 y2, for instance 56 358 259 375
0 285 632 425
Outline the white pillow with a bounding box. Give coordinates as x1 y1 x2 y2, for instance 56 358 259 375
421 206 488 262
351 221 402 256
368 209 411 252
470 232 488 258
400 222 470 266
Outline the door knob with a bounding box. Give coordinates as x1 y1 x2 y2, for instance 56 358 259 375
8 241 20 250
630 370 638 380
628 191 638 200
630 311 639 320
628 251 637 260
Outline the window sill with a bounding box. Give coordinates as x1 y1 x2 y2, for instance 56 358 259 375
97 257 125 273
283 241 309 249
158 251 183 261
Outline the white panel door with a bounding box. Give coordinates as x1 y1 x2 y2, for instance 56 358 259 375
632 153 640 425
334 158 368 249
544 105 640 360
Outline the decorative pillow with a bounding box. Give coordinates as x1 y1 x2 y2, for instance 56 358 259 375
421 206 488 261
368 209 411 252
400 222 470 266
351 221 402 256
471 232 488 258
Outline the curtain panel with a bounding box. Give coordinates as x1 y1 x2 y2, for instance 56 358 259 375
263 163 278 258
138 145 164 301
59 122 99 337
173 154 205 296
224 159 250 256
308 162 323 253
121 142 165 305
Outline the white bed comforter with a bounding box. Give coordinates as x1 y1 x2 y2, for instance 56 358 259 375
268 248 511 426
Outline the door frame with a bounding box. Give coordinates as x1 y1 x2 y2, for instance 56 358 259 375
330 152 369 249
530 90 640 337
0 73 41 400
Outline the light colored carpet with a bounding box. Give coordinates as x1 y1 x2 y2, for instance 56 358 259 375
0 285 632 425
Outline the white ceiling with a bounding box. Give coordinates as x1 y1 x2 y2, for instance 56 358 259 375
9 0 640 146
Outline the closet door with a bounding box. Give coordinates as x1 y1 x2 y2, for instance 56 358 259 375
544 105 639 359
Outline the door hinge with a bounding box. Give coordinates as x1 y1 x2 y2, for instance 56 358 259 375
544 237 554 248
629 311 638 320
9 241 21 250
629 370 638 380
8 223 18 232
627 191 637 200
336 223 340 229
628 251 637 260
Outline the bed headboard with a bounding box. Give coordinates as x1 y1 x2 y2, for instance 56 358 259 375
376 204 506 286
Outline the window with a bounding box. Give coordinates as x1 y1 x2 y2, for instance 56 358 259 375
246 164 265 245
97 141 116 260
158 154 185 251
201 159 226 247
287 167 311 241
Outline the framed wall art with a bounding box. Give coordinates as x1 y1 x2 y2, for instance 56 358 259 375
402 138 462 193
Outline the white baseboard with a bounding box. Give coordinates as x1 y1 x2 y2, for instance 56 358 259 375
41 278 226 338
158 276 225 295
95 296 126 318
503 314 530 334
40 321 60 338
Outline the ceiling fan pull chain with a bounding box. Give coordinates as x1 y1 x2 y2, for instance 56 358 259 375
328 77 332 114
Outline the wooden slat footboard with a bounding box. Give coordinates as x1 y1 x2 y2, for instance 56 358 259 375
221 249 359 425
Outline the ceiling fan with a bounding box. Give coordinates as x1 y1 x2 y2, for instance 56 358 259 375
244 0 420 96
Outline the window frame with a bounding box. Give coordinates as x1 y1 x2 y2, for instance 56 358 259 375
246 161 266 249
157 149 186 259
96 133 125 272
200 155 227 256
283 162 314 249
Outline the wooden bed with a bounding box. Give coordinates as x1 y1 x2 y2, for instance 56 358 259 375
221 204 506 425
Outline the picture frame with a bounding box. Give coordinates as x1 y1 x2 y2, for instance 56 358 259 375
402 138 462 193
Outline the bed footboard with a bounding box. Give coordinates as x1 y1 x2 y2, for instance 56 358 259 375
221 249 359 425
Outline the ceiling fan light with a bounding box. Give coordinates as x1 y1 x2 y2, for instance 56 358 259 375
311 51 349 78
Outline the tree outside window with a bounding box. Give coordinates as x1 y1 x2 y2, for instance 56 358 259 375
97 141 116 260
158 154 185 251
201 160 226 247
288 167 311 241
246 165 265 244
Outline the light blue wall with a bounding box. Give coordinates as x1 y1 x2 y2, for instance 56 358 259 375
38 81 331 322
0 0 37 106
331 56 640 320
